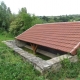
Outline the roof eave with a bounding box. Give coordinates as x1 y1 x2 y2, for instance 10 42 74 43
70 42 80 55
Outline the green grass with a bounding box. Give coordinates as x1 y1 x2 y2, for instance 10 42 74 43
22 47 51 60
0 33 44 80
0 32 80 80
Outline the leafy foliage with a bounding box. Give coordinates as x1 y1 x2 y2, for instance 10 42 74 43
0 2 12 31
9 8 31 35
32 15 44 25
61 59 79 78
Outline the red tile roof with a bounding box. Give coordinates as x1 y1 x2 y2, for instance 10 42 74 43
16 22 80 55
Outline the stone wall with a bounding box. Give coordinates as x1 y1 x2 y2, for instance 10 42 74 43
15 39 26 47
3 40 78 74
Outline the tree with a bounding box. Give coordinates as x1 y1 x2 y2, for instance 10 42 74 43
10 7 32 35
31 14 44 26
0 1 12 31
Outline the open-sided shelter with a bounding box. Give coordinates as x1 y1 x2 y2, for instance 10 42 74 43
15 22 80 55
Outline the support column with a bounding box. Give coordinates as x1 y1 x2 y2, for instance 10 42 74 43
31 43 38 54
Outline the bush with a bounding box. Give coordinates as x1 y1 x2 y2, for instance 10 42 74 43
61 58 79 78
61 58 71 69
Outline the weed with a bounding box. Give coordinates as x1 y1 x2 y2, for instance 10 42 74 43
61 58 79 78
61 58 71 69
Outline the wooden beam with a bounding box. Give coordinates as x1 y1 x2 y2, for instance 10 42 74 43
30 43 38 54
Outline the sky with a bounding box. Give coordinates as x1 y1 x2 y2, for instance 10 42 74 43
0 0 80 16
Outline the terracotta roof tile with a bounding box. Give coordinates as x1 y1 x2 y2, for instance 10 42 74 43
16 22 80 55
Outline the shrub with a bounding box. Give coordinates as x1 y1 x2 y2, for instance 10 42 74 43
61 58 79 78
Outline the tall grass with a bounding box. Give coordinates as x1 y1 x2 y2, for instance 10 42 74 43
0 33 45 80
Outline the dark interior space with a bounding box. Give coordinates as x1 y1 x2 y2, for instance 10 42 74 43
25 42 67 55
38 45 67 55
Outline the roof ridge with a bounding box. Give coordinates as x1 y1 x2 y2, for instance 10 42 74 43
36 21 80 25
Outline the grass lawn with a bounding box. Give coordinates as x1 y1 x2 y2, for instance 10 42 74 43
0 32 80 80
